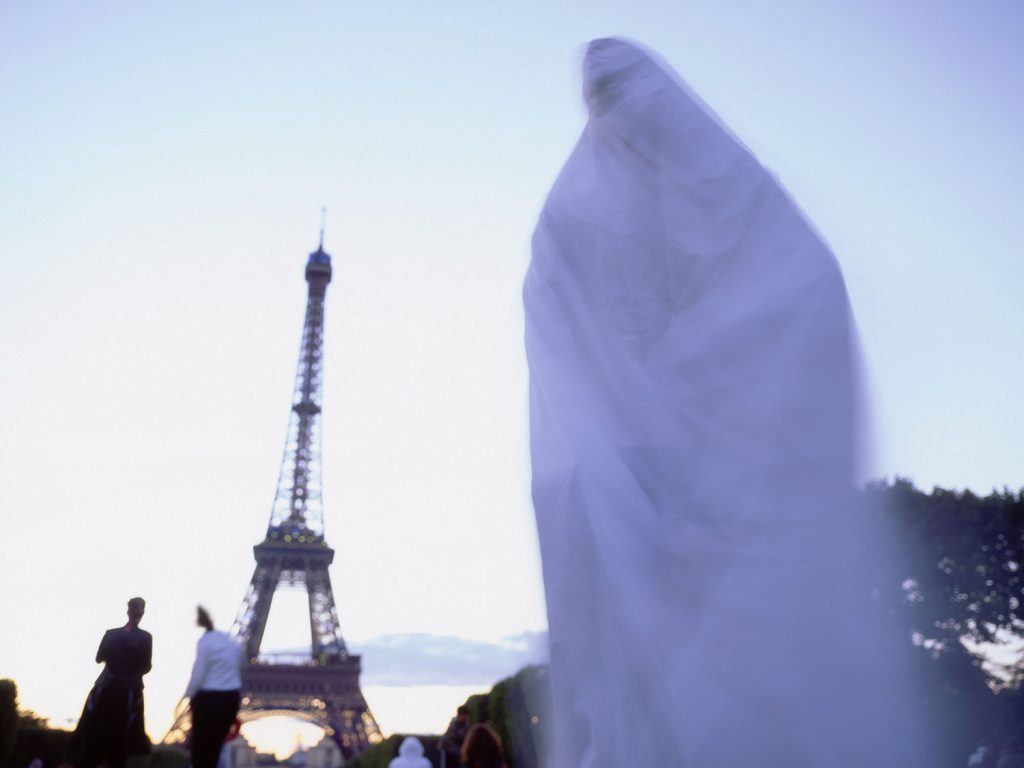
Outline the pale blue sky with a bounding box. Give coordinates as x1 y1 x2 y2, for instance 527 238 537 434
1 0 1021 745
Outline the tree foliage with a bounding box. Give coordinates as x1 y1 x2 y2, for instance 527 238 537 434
483 666 551 768
859 479 1024 757
0 681 16 768
866 478 1024 675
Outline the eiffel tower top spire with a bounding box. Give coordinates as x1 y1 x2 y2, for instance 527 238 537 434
265 233 333 545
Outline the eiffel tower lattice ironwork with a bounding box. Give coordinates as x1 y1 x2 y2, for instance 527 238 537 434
164 233 382 759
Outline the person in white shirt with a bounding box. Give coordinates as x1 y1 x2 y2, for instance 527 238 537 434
185 606 244 768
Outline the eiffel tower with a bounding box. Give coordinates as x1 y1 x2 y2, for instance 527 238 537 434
165 231 382 759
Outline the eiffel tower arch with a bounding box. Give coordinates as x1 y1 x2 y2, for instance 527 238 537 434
166 231 382 760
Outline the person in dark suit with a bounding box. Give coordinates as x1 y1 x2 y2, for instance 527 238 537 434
440 705 471 768
73 597 153 768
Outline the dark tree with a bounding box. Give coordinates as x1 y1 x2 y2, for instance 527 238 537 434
0 681 16 768
866 479 1024 672
864 479 1024 757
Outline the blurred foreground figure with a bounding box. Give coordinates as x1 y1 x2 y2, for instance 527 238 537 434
72 597 152 768
524 38 932 766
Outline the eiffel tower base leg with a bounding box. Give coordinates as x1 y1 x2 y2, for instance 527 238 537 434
238 660 382 762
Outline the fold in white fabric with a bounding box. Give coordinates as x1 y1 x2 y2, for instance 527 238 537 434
525 38 932 767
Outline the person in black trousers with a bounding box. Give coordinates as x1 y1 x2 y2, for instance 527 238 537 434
185 607 244 768
73 597 153 768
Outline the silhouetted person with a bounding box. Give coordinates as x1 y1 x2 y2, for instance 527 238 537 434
185 606 243 768
460 723 506 768
440 705 470 768
73 597 152 768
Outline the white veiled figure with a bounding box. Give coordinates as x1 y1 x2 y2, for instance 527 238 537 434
525 39 932 767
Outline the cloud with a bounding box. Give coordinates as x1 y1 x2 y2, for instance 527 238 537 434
349 631 548 687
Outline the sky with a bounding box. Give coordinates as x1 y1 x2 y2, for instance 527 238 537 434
1 0 1022 757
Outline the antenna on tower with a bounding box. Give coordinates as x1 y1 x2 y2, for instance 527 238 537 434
319 207 326 250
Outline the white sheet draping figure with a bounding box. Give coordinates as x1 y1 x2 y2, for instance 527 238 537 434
524 39 933 767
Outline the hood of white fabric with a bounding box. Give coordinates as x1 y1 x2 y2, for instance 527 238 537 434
399 737 424 758
534 37 775 343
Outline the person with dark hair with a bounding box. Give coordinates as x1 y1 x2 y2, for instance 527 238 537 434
440 705 470 768
460 723 506 768
73 597 153 768
185 606 244 768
